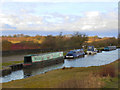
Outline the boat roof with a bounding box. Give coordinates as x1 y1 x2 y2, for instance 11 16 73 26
68 49 83 53
24 54 38 57
88 46 94 47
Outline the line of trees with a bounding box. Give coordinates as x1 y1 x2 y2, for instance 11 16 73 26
2 32 88 51
2 34 30 38
87 37 118 48
1 32 120 51
41 32 88 49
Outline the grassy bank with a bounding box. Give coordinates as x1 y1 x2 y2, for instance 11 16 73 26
2 59 119 88
0 60 23 70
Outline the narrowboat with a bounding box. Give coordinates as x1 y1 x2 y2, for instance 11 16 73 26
104 46 116 51
87 46 97 55
64 49 85 59
23 52 64 68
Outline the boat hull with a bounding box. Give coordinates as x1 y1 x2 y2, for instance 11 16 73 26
23 57 64 68
64 54 84 59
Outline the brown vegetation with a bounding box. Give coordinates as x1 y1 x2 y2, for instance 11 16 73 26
2 32 88 51
98 65 117 78
87 36 118 48
57 74 104 88
2 33 119 51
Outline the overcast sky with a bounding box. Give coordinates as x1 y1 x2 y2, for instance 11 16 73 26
0 0 119 37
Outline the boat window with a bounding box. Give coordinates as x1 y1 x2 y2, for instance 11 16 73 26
67 54 73 56
105 47 108 48
69 51 73 53
24 56 32 63
88 47 94 51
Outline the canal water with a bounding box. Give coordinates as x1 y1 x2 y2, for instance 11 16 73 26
0 49 119 83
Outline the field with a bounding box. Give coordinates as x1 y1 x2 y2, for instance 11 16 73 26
2 59 119 88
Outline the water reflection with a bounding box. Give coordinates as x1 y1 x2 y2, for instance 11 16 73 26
1 49 119 83
1 70 24 83
23 62 64 78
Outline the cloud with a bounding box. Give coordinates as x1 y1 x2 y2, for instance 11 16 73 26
0 10 118 33
79 11 118 31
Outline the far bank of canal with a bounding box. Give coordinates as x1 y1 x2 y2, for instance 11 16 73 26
1 49 119 83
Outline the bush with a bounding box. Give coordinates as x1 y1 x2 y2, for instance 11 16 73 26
2 40 12 51
57 74 103 88
99 65 116 78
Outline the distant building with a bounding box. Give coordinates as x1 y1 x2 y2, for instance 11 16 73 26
64 34 72 37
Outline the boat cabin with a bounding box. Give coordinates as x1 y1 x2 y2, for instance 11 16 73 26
65 49 85 59
24 54 38 64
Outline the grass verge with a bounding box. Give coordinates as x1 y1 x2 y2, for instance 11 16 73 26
0 61 23 70
2 59 119 88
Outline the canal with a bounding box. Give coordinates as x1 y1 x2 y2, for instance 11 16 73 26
1 49 119 83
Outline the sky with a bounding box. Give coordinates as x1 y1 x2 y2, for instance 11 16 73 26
0 0 119 37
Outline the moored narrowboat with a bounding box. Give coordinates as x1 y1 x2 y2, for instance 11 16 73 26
104 46 116 51
87 46 97 55
64 49 85 59
23 52 64 68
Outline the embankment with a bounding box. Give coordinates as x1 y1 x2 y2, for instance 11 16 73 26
2 59 119 88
